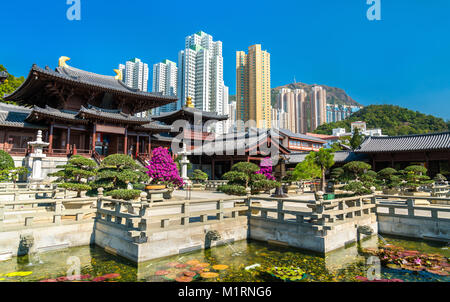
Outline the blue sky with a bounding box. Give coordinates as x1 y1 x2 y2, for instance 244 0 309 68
1 0 449 119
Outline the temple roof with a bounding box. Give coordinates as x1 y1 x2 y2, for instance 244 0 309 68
278 128 327 144
152 106 228 124
286 151 369 165
191 129 289 156
4 64 177 112
21 104 170 132
355 132 450 153
0 103 46 129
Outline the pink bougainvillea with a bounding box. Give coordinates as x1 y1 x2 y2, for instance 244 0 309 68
146 147 184 187
256 157 276 180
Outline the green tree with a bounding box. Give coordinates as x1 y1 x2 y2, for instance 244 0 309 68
292 155 322 181
299 149 335 192
191 169 208 182
343 161 372 181
0 65 25 104
377 168 401 189
402 165 433 192
49 155 97 197
350 128 364 149
92 154 149 192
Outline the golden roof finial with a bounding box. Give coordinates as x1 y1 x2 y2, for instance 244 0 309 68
58 56 71 68
113 69 123 81
186 96 194 108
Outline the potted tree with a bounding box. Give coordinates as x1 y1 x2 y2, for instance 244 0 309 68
92 154 148 201
400 165 433 203
377 168 401 195
190 169 208 191
49 155 97 199
145 147 184 195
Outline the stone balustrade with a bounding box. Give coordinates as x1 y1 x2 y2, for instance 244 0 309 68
204 180 229 191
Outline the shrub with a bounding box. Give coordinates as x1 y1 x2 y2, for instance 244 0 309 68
343 161 372 181
218 185 247 196
377 168 400 189
105 189 142 201
251 179 281 194
146 147 183 188
0 150 14 170
93 154 148 191
343 181 373 196
401 165 433 191
231 162 260 175
191 169 208 182
49 155 97 197
256 157 276 180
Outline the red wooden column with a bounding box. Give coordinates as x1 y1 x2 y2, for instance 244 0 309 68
48 123 54 154
211 159 215 180
136 135 140 158
124 128 128 155
92 124 97 155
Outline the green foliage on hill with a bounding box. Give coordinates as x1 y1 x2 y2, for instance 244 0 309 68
314 105 449 136
0 65 25 105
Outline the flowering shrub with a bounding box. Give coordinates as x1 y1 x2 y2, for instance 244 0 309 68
256 157 276 181
146 147 184 188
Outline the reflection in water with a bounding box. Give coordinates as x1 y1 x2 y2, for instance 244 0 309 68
0 235 448 282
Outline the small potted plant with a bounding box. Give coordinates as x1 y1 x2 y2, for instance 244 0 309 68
145 147 184 191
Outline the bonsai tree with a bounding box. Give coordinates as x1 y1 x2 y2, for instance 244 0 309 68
401 165 433 192
434 173 447 184
330 167 344 182
92 154 148 200
146 147 184 188
191 169 208 182
7 166 28 188
377 168 401 189
219 162 280 196
49 155 97 197
342 161 372 181
255 157 276 180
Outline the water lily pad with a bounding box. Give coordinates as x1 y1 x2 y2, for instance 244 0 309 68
155 270 170 276
166 262 179 268
182 271 197 277
200 272 219 279
355 276 368 281
189 266 203 272
212 264 229 270
175 276 193 282
92 276 106 282
39 279 57 282
5 271 33 277
186 260 200 266
197 263 210 268
163 273 178 281
175 264 187 269
102 273 120 279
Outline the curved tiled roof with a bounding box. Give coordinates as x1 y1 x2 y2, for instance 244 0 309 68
0 103 46 129
5 64 177 107
77 106 150 124
152 106 228 123
286 151 370 165
278 128 327 144
355 132 450 153
28 105 83 122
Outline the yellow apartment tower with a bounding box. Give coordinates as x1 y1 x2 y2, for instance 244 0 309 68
236 44 271 129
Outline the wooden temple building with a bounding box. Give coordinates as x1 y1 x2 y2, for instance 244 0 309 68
0 58 182 162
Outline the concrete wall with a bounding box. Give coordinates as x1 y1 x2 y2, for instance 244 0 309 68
377 215 450 241
12 156 68 181
0 221 95 258
94 218 248 263
249 214 378 254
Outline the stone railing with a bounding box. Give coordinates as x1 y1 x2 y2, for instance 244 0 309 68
0 196 97 230
0 188 67 202
204 180 228 191
248 193 377 234
375 195 450 216
95 189 248 243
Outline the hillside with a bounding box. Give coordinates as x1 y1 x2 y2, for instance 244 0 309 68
0 64 25 105
270 82 362 107
313 104 450 136
228 82 362 108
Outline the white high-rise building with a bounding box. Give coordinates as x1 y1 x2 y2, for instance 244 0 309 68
152 59 178 115
119 58 149 92
310 85 327 131
177 31 228 128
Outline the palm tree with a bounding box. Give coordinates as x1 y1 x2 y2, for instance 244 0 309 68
310 148 335 192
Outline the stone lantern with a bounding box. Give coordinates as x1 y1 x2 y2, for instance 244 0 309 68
178 143 191 187
27 130 50 188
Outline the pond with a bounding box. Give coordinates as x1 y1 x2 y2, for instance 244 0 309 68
0 235 448 282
